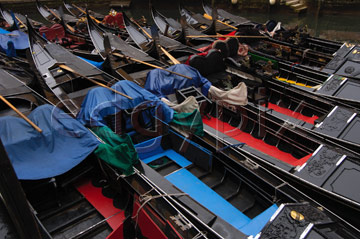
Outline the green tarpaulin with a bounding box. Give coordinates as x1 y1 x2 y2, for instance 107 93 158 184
92 126 139 176
172 110 204 137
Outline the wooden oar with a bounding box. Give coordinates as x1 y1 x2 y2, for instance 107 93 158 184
203 13 237 30
112 52 192 80
44 5 76 33
73 4 102 24
131 19 180 65
58 64 133 100
186 35 268 39
15 16 27 30
159 46 180 64
132 18 152 38
0 95 42 133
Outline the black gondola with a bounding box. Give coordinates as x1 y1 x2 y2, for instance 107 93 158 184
104 126 360 238
0 102 170 238
123 11 199 63
150 56 360 227
202 0 251 27
63 0 104 20
85 18 360 227
27 19 119 115
0 68 42 116
87 11 164 86
35 0 77 25
150 3 185 42
179 2 218 35
321 43 360 80
202 0 342 55
0 3 43 31
73 72 360 237
150 4 214 48
246 53 360 108
195 56 360 153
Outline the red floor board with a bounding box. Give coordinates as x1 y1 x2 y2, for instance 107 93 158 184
106 199 168 239
264 102 319 125
132 201 167 239
203 117 311 166
75 179 125 230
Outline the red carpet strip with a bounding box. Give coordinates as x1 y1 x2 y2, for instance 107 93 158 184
203 117 312 166
263 102 319 125
75 179 125 230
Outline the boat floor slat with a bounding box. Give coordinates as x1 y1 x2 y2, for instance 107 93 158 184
48 208 97 234
52 213 111 239
38 197 85 220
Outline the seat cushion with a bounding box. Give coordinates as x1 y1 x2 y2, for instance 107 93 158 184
206 49 226 73
189 49 225 77
212 40 228 59
226 38 239 57
188 54 208 76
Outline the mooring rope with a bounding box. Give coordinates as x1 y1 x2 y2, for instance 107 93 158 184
132 187 188 228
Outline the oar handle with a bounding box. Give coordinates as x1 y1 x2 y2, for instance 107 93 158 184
203 13 237 30
58 64 133 100
0 95 42 133
132 19 152 39
44 5 60 20
73 4 102 24
15 16 27 29
160 47 180 65
86 78 133 99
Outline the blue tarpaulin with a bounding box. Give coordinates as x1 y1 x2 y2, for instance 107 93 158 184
145 64 212 98
0 28 10 34
0 105 100 180
77 80 174 128
0 30 29 50
78 56 104 69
